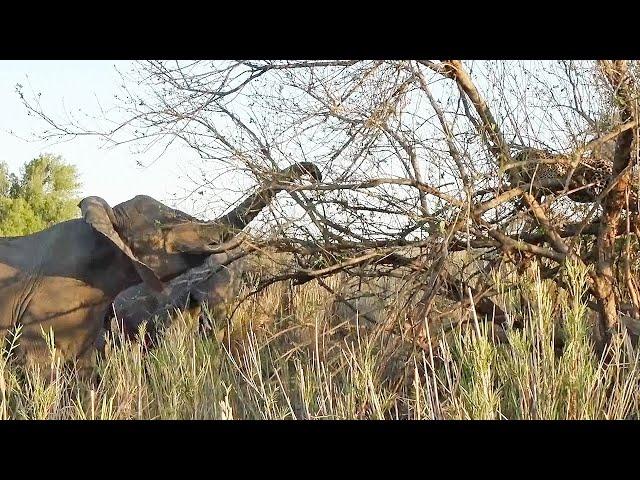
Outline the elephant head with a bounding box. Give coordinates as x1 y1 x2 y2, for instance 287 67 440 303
102 161 321 285
78 195 218 291
106 161 322 342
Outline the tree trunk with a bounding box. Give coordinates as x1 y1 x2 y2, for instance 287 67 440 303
593 60 636 347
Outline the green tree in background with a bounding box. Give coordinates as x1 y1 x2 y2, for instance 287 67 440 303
0 154 80 236
0 163 10 196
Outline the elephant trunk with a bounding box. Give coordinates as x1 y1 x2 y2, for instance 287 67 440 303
202 162 322 241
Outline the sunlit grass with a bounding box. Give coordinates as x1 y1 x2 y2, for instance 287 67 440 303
2 261 639 420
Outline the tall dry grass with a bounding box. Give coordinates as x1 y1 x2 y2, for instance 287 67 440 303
1 257 639 420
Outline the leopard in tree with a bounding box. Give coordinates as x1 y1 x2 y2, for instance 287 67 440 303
506 139 639 205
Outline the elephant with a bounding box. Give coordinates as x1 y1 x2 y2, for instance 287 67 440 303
106 246 247 346
0 161 321 366
106 161 323 345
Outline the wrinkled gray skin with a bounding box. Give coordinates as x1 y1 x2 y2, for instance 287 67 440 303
0 194 246 365
107 162 322 344
108 248 247 345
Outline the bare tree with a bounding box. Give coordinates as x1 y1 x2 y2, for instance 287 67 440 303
19 60 640 351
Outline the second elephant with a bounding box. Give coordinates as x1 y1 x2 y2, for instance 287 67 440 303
106 247 247 344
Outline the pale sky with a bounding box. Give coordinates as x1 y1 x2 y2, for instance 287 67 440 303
0 60 199 211
0 60 591 223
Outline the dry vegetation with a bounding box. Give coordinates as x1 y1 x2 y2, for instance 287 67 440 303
2 255 639 420
8 60 640 420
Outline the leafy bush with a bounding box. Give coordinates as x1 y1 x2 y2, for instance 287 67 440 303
0 154 80 236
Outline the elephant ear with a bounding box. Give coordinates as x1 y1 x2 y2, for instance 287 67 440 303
79 196 164 293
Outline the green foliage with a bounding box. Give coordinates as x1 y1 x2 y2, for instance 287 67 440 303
0 154 80 237
0 163 12 197
0 197 45 237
